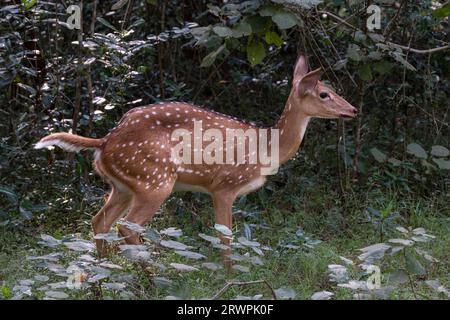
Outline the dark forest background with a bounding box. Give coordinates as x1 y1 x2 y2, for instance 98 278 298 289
0 0 449 300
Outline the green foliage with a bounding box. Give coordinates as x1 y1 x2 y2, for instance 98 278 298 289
432 3 450 18
247 39 266 66
21 0 36 11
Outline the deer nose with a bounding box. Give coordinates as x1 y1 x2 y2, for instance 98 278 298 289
352 108 358 115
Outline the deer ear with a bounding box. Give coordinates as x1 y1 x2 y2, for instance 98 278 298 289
294 55 309 78
298 68 322 96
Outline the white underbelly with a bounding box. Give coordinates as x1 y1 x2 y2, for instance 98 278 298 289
174 176 266 197
237 176 266 196
174 182 211 194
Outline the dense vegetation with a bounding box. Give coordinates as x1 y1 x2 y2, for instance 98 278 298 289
0 0 449 300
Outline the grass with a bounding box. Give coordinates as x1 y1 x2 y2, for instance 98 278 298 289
0 173 449 300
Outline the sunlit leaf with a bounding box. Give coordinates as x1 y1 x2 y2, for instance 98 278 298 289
199 233 221 244
358 243 391 262
160 227 183 237
407 143 427 159
388 238 414 246
237 236 260 247
175 250 206 260
170 263 199 272
38 234 62 248
246 40 266 66
64 240 96 252
232 264 250 273
45 291 69 299
328 264 348 283
214 223 233 236
311 291 333 300
274 287 296 299
265 31 283 47
102 282 126 290
160 240 191 251
201 262 223 271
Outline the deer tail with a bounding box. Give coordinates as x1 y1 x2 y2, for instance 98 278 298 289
34 133 104 152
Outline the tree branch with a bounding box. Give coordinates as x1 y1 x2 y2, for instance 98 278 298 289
317 10 450 55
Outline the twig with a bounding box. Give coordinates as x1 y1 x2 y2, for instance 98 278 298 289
317 10 450 55
192 52 231 103
385 42 450 54
383 0 407 38
90 0 98 35
87 0 97 136
212 280 277 300
121 0 133 31
352 84 365 179
72 0 83 134
316 10 359 31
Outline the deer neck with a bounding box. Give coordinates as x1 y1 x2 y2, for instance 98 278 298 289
274 93 311 165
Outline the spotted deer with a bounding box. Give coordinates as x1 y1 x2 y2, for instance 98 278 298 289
35 55 357 260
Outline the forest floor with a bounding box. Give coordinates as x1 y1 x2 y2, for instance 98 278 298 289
0 178 449 300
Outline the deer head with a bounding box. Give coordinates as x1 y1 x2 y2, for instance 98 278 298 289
291 55 358 119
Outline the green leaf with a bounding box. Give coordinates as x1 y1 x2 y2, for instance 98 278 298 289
248 16 272 33
388 269 409 285
264 31 283 46
97 17 118 32
21 0 37 10
357 64 373 81
111 0 129 10
231 21 252 38
0 186 18 204
430 145 449 157
272 0 323 9
432 158 450 170
373 60 393 75
259 5 278 17
407 143 427 159
272 10 299 29
1 286 11 299
213 26 233 37
274 287 296 299
247 40 266 66
346 44 362 62
370 147 387 163
200 44 225 68
432 3 450 18
405 251 426 276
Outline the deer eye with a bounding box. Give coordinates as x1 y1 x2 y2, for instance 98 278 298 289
319 92 329 99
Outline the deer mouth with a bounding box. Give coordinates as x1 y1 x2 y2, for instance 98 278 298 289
339 113 355 119
339 109 358 119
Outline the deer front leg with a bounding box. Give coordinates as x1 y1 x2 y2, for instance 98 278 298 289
212 191 236 270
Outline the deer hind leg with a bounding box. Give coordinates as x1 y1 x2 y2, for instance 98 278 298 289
212 191 237 270
92 185 132 258
118 180 175 244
